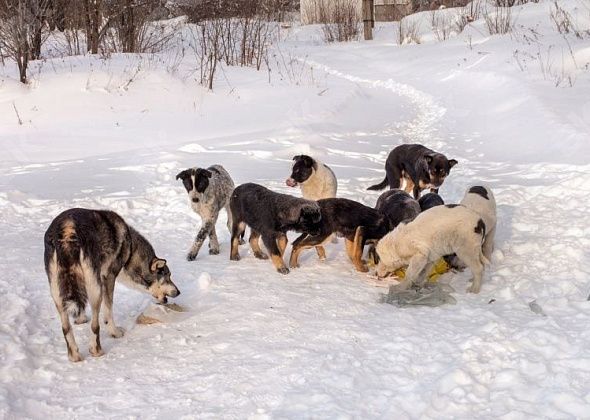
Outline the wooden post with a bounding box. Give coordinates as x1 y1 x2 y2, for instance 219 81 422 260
363 0 373 40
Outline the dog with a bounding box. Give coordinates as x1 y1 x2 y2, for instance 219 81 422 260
368 144 457 199
460 185 496 260
44 208 180 362
176 165 235 261
286 155 338 253
375 205 489 293
289 198 391 272
229 183 322 274
368 189 421 264
418 192 445 212
286 155 337 200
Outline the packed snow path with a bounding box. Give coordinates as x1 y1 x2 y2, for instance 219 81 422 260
2 23 590 420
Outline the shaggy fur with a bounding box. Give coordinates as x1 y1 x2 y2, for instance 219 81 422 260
375 205 489 293
229 183 322 274
290 198 391 272
176 164 235 260
367 144 457 199
460 185 497 260
44 208 180 362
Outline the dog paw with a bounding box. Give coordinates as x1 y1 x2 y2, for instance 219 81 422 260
110 326 125 338
89 347 105 357
230 254 241 261
238 238 246 245
254 251 269 260
467 284 481 294
209 248 220 255
290 262 300 269
186 253 197 261
68 352 83 363
357 264 369 273
277 267 290 275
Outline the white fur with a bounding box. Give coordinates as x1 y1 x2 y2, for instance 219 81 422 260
376 205 489 293
460 186 497 260
299 158 337 200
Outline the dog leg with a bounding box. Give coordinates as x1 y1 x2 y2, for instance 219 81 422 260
352 226 368 272
102 274 124 338
395 254 429 291
86 276 104 358
187 221 213 261
208 223 220 255
277 234 288 258
457 249 485 294
262 234 289 274
482 226 495 260
230 221 246 261
249 230 268 260
412 184 421 200
315 246 326 260
226 204 245 245
290 234 329 268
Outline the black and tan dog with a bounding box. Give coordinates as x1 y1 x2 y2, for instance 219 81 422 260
418 192 445 212
368 144 457 199
289 198 391 272
229 183 322 274
44 208 180 362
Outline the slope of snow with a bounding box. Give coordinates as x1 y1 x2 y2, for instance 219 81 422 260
1 1 590 418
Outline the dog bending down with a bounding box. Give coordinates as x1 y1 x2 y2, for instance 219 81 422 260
375 205 489 293
230 183 322 274
176 165 235 260
44 208 180 362
290 198 391 272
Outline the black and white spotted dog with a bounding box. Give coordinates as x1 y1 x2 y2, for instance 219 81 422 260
176 165 235 260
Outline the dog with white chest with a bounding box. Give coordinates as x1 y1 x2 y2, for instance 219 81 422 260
176 165 235 260
286 155 337 200
375 205 489 293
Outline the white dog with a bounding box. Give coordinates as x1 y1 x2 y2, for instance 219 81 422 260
460 185 496 260
375 205 490 293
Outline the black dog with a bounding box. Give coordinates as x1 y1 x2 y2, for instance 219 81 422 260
375 189 421 229
229 183 322 274
368 144 457 199
289 198 390 272
418 192 445 212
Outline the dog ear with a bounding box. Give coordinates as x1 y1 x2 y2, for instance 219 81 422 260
448 159 458 168
425 155 433 164
292 155 301 161
150 257 167 273
175 169 191 181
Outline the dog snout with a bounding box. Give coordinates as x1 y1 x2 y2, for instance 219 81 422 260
169 287 180 298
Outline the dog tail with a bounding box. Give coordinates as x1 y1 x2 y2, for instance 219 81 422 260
47 222 88 317
367 176 388 191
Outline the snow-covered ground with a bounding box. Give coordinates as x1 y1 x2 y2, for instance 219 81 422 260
1 0 590 418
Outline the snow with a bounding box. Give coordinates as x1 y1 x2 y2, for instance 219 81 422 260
2 0 590 417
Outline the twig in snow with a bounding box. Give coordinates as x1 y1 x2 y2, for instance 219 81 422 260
12 102 23 125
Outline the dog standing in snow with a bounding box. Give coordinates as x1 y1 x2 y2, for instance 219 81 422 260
176 165 235 260
286 155 338 256
460 185 497 260
44 208 180 362
286 155 337 200
375 205 489 293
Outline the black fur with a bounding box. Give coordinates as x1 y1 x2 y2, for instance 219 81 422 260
375 189 421 229
475 218 486 237
445 204 461 208
289 155 318 183
367 144 457 199
176 168 213 194
229 183 322 274
469 185 489 200
418 192 444 212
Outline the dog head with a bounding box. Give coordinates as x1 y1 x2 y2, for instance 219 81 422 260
374 230 406 278
296 202 322 235
425 154 457 188
418 192 445 212
286 155 317 187
176 168 212 203
146 258 180 304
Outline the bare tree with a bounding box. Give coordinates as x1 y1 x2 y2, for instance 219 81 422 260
0 0 50 83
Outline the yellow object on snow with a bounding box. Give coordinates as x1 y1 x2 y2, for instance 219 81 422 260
393 258 451 283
